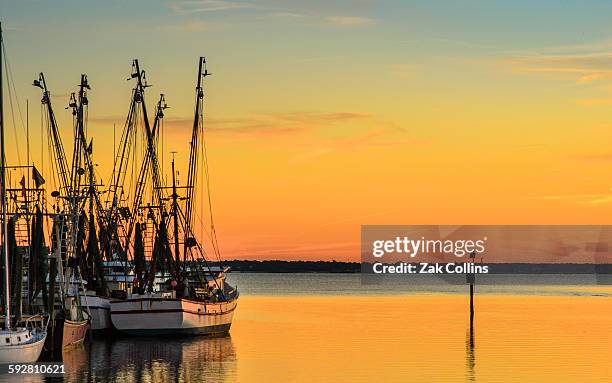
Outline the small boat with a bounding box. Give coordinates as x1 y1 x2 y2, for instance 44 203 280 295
0 21 48 363
50 312 89 349
52 272 90 350
111 267 238 336
0 316 48 363
0 328 46 363
42 296 89 354
39 290 89 358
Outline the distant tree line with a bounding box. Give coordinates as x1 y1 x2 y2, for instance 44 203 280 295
220 260 612 274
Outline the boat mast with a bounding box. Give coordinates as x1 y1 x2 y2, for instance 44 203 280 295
185 57 208 235
170 157 182 277
32 73 71 201
108 60 166 265
0 21 11 330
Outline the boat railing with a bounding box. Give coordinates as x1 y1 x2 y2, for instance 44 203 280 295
12 314 49 333
225 286 239 301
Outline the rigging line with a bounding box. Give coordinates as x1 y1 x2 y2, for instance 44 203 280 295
107 91 135 206
201 122 206 255
1 43 25 144
131 108 142 199
186 110 221 263
161 115 164 179
119 107 135 206
1 41 22 165
190 191 215 247
202 131 222 261
198 109 204 254
175 204 224 291
116 109 135 202
40 103 44 175
201 118 221 263
175 207 207 286
112 122 115 195
26 99 29 170
46 117 59 200
197 100 221 261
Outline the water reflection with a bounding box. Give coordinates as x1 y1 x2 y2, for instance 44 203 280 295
62 343 89 382
465 324 476 382
29 293 612 382
60 335 236 382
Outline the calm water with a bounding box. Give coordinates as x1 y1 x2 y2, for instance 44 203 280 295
227 273 612 296
24 274 612 382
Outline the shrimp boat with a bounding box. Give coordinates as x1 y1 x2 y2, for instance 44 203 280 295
110 58 239 335
42 213 90 353
32 71 106 336
32 71 92 350
0 21 48 363
110 266 238 336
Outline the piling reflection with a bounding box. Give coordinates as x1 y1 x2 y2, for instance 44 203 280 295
61 335 236 383
465 324 476 382
466 258 476 382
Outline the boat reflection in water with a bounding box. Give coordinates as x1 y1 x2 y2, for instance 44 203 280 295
61 343 89 382
61 335 236 383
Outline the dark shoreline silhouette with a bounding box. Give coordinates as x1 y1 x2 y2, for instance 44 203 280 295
219 260 612 274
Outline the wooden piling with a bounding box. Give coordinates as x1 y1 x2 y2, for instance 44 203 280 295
468 251 476 326
469 282 474 326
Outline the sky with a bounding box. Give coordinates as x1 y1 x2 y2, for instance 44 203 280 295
2 1 612 261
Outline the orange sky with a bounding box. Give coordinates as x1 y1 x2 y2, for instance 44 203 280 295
3 2 612 260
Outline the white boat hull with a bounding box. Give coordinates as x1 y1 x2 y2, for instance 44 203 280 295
110 296 237 336
0 332 46 363
84 295 112 332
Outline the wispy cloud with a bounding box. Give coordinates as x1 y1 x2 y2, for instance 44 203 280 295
294 55 346 64
197 111 372 135
88 115 125 124
531 39 612 55
160 110 416 153
585 196 612 205
530 193 607 201
226 241 359 260
163 19 221 31
499 39 612 84
572 152 612 162
389 64 418 79
504 55 611 80
319 209 397 228
267 11 307 20
49 93 71 100
529 191 612 206
164 1 377 29
574 98 612 106
288 148 333 165
324 16 376 27
166 0 255 14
